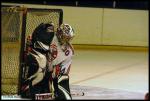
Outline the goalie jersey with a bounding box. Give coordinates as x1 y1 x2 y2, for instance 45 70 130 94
49 35 74 74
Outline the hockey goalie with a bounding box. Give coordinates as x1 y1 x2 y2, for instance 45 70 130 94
20 22 75 100
48 23 75 100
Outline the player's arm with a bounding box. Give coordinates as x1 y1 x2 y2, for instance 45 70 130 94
68 42 75 55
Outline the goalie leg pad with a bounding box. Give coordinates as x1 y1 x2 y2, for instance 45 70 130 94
21 50 48 99
53 75 72 100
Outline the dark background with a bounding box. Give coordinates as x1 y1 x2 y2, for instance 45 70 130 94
1 0 149 10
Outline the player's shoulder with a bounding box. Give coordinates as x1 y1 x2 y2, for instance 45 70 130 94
68 43 75 55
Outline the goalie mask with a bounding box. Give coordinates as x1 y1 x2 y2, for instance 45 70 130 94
56 23 74 45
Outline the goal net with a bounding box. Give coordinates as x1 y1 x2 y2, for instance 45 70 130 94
1 5 63 95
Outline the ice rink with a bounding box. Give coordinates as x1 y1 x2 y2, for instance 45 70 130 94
69 46 148 99
1 2 148 100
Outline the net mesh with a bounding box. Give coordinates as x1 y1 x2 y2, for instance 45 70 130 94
25 9 61 40
1 6 62 95
1 7 23 95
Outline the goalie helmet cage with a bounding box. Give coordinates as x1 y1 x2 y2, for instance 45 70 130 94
1 5 63 95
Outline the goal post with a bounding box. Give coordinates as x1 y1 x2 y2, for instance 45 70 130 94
1 5 63 96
